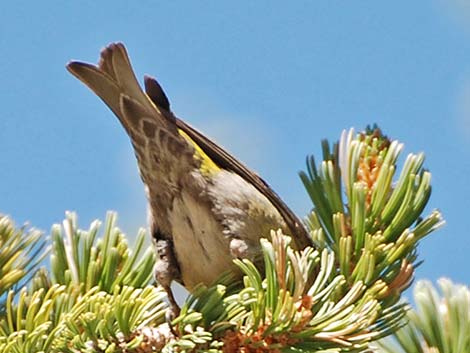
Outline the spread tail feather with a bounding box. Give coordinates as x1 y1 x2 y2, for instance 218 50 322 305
66 42 175 134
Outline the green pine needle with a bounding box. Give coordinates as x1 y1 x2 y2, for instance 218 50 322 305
376 279 470 353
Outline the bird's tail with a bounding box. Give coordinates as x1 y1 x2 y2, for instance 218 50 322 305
66 42 176 135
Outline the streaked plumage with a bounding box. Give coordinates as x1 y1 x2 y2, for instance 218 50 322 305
67 43 311 314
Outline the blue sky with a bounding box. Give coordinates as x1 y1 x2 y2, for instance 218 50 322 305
1 1 469 294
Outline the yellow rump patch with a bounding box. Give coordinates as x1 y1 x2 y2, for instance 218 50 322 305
178 129 220 176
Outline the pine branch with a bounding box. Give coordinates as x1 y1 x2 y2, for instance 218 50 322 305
169 230 404 352
0 126 443 352
0 214 48 306
0 212 163 353
300 127 443 323
375 279 470 353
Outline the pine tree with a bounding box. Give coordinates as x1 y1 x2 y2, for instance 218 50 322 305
0 127 449 353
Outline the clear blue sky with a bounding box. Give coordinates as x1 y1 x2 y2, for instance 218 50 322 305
1 2 469 290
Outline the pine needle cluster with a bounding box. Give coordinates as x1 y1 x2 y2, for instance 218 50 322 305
0 127 447 352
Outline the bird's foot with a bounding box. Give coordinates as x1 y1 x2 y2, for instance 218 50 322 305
153 239 183 336
163 285 181 337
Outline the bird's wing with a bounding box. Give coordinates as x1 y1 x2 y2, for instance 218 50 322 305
145 76 311 248
66 43 196 237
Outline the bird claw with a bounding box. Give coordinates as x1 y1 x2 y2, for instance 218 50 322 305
164 287 181 337
166 307 180 337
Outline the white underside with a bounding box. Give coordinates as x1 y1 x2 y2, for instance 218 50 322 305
170 191 238 289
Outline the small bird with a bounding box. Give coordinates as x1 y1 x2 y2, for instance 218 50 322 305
67 43 311 316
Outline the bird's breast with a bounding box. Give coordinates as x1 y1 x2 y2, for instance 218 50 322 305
169 189 237 289
169 169 287 290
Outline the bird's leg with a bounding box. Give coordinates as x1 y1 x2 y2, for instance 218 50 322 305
153 239 182 326
163 283 180 319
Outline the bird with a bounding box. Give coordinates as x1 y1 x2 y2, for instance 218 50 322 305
67 42 311 317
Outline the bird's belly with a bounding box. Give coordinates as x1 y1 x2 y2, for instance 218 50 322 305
170 191 238 290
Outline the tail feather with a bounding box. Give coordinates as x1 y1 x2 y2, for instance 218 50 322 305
66 42 174 135
101 44 150 110
67 62 122 119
